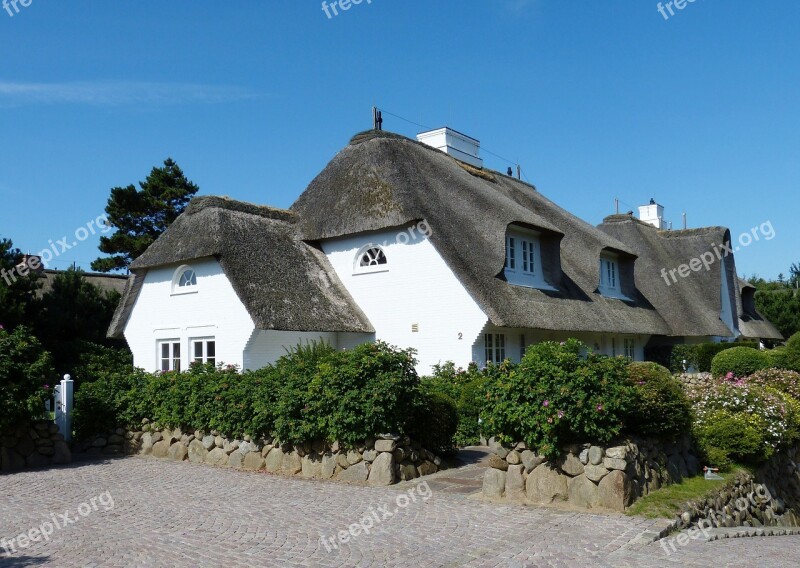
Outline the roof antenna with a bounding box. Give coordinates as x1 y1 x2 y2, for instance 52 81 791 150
372 106 383 131
516 164 521 180
683 212 687 229
615 198 619 214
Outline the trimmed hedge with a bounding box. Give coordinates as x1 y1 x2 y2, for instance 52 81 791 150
73 341 455 451
625 362 693 439
710 346 769 378
644 341 760 373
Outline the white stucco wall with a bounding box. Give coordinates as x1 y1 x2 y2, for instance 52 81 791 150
321 225 489 374
124 257 256 372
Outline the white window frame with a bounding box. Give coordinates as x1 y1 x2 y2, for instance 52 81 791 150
158 340 182 372
171 264 198 296
624 338 635 360
191 337 217 366
485 333 506 364
598 253 631 300
353 244 389 275
504 228 557 291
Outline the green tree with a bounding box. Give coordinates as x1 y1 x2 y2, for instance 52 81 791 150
0 237 41 330
91 158 199 272
33 268 123 374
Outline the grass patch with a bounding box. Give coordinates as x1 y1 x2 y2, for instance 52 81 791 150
626 465 751 519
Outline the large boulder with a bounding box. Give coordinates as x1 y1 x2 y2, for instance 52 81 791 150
243 452 266 471
374 439 396 453
337 461 369 482
559 453 585 477
281 451 303 475
321 453 337 479
167 442 188 462
368 452 396 486
588 446 604 466
188 439 208 464
228 450 245 469
205 447 229 467
504 464 526 502
483 468 507 499
598 469 634 511
526 464 568 504
151 440 170 459
584 464 610 483
520 450 545 473
265 447 284 473
302 455 323 478
568 474 600 509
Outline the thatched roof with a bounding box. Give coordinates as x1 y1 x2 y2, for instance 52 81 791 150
37 270 129 298
736 278 783 341
107 196 374 338
291 130 670 335
598 215 738 337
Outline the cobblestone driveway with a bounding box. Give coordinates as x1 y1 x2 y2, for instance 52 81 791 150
2 457 799 567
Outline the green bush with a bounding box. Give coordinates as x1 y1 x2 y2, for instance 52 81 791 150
74 341 431 450
710 346 769 378
697 342 759 372
422 361 509 447
624 362 693 439
0 326 55 433
411 387 459 454
785 332 800 371
766 347 792 371
482 339 634 459
693 410 770 467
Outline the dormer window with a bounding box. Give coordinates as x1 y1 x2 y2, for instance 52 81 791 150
354 244 388 274
504 227 557 291
172 265 198 295
598 252 632 300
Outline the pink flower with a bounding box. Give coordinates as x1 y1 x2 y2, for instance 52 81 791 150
725 372 735 380
596 404 603 411
547 417 553 423
43 384 49 389
557 410 564 419
638 381 645 385
543 400 550 407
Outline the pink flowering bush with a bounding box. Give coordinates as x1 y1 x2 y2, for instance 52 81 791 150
686 379 800 468
482 339 633 459
746 368 800 401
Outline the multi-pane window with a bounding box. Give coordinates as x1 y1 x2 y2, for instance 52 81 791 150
624 338 635 360
506 236 538 275
485 333 506 364
192 339 216 365
359 246 387 267
159 341 181 372
505 237 516 270
521 240 536 275
600 257 618 290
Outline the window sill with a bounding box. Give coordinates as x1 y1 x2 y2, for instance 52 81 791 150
353 268 389 276
597 288 632 301
504 274 559 292
171 290 199 297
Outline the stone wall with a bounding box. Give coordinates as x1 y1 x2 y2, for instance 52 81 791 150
676 372 713 388
677 446 800 531
1 420 72 473
76 420 445 486
482 437 699 512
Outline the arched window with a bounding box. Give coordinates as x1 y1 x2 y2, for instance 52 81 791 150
172 265 198 295
354 245 388 274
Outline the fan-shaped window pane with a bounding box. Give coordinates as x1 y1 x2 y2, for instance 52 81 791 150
359 247 387 267
178 269 197 287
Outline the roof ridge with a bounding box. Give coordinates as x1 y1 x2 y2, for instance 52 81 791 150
187 195 295 222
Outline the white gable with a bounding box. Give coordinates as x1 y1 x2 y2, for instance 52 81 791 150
124 257 255 372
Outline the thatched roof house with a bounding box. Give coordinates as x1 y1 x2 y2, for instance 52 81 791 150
110 128 780 373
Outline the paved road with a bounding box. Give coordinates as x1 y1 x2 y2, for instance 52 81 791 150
1 456 800 567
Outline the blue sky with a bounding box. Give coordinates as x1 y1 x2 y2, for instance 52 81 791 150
1 0 797 279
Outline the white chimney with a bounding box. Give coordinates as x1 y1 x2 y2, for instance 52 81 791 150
416 127 483 168
638 199 666 229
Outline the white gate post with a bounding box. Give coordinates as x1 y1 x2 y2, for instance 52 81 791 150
55 374 74 442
